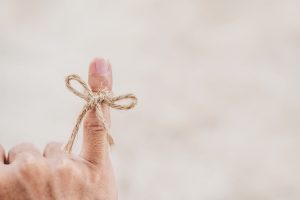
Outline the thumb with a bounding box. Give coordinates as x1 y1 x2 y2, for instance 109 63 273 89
81 58 112 165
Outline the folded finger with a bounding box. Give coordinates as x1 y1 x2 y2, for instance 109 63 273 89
8 143 41 164
43 142 64 158
81 58 113 165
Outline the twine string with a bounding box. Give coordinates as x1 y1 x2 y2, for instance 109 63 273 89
64 74 137 153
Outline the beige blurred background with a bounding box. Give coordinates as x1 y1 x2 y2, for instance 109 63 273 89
0 0 300 199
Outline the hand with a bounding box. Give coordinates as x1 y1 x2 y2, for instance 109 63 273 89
0 58 117 200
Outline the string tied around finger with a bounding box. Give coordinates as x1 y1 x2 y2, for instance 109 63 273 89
64 74 137 154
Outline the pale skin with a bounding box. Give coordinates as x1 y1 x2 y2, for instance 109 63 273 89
0 58 117 200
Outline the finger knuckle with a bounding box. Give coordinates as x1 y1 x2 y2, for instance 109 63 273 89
55 159 79 179
46 142 62 149
84 120 105 133
45 142 63 153
15 143 36 150
17 155 43 178
9 143 37 158
19 152 37 164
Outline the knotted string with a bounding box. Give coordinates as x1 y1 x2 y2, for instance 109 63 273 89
64 74 137 153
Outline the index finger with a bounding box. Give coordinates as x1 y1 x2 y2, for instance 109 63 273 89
81 58 113 165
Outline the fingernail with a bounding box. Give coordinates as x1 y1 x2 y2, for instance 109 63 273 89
89 58 109 75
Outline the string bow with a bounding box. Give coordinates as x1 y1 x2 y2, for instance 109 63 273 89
64 74 137 153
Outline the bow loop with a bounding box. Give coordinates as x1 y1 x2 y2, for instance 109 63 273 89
65 74 93 101
110 94 138 110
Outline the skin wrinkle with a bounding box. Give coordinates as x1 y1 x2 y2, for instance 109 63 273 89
45 170 56 200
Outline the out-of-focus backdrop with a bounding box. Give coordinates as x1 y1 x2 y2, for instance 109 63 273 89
0 0 300 199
